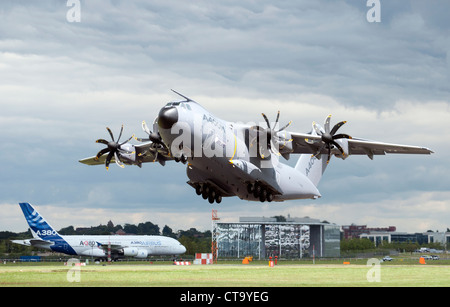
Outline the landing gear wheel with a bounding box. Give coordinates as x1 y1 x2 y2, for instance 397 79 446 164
215 194 222 204
195 185 202 195
202 187 209 200
208 190 216 204
247 182 254 194
253 183 261 198
259 189 267 202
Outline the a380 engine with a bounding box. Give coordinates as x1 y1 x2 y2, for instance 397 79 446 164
121 247 148 258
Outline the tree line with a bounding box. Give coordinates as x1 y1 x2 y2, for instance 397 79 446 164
340 238 446 254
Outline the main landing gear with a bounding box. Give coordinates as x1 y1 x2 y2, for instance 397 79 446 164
195 183 222 204
247 181 274 202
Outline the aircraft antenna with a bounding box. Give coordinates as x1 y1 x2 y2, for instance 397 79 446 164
211 210 220 264
171 89 195 103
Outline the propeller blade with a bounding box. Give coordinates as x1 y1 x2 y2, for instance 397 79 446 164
114 152 125 168
152 150 159 162
277 120 292 132
135 137 150 142
330 140 345 156
96 139 109 145
119 134 134 146
270 140 281 156
117 125 124 143
275 111 280 128
262 113 271 129
312 122 322 135
142 120 151 135
312 143 326 159
324 115 332 134
333 133 352 140
326 146 331 164
105 151 114 170
330 121 347 135
95 148 110 160
106 127 115 142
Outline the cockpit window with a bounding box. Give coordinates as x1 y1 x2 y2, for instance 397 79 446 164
165 101 192 111
165 101 181 107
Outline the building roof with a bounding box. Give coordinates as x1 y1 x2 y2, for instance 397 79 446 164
216 216 336 226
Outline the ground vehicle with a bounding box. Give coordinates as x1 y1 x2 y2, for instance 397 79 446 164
382 256 393 261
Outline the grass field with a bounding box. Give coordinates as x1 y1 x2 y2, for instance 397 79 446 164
1 260 449 287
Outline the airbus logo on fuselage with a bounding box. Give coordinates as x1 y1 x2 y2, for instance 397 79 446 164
80 240 97 247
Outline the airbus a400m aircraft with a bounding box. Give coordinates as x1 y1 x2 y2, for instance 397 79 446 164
80 90 433 204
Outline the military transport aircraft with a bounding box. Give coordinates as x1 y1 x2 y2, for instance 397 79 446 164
79 90 433 204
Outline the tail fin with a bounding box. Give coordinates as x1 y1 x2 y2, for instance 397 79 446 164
19 203 62 241
295 154 329 187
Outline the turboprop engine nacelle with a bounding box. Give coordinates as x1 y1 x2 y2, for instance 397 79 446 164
230 159 261 175
333 138 349 160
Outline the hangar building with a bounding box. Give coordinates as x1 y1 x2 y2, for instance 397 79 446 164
214 216 340 259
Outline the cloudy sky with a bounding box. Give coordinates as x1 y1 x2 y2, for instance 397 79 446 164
1 0 449 234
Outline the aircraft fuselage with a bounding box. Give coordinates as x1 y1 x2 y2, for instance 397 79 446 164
157 100 320 203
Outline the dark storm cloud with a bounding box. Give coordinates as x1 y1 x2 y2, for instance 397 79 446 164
0 1 448 232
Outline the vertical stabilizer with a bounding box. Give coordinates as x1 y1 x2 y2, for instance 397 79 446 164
295 154 328 187
19 203 62 241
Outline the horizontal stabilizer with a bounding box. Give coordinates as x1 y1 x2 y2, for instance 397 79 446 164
11 239 53 247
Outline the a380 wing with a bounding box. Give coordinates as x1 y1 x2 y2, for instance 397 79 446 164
97 243 125 252
289 132 433 158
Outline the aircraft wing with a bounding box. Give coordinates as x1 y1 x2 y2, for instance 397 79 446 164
11 239 53 247
290 132 433 158
345 137 433 156
79 142 173 166
79 154 110 166
97 243 125 252
79 152 161 166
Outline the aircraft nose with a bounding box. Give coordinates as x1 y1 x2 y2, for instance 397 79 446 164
158 106 178 129
175 243 186 254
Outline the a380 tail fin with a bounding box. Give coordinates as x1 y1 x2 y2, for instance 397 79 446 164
19 203 62 241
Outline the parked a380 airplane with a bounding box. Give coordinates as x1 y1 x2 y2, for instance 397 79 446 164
12 202 186 261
